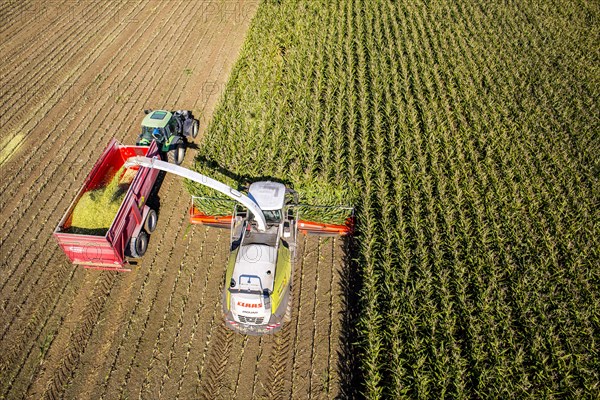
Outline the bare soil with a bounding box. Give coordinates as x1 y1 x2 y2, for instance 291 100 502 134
0 2 347 398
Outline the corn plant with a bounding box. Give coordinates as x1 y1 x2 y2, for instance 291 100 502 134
189 0 600 397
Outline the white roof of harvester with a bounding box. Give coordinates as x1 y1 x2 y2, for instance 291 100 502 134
248 181 286 211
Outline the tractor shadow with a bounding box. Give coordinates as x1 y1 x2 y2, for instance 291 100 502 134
186 141 200 151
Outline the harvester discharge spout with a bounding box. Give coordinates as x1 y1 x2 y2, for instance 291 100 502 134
124 156 268 231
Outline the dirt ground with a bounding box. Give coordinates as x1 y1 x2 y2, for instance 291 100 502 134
0 1 348 398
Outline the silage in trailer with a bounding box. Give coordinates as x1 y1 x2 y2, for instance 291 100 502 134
68 167 135 235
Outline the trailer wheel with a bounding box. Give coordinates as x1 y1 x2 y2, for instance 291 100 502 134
144 209 158 233
130 231 148 258
191 119 199 139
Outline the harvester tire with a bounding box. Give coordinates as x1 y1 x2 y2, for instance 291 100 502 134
144 209 158 233
283 285 293 322
130 231 148 258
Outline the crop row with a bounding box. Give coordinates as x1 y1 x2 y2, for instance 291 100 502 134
189 0 599 397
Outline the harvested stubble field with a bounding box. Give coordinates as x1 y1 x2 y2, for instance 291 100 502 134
1 1 346 399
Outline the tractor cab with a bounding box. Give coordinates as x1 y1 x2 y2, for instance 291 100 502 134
137 109 199 165
138 110 173 146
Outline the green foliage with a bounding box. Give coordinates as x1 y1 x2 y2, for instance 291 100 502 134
190 0 600 397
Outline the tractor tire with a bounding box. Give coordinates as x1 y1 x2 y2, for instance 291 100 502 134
144 208 158 233
167 145 185 165
191 119 199 139
169 144 185 165
130 231 148 258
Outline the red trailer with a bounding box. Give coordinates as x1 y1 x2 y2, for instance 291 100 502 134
54 139 161 271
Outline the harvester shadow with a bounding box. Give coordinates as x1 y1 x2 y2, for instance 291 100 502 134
337 234 363 399
193 154 293 189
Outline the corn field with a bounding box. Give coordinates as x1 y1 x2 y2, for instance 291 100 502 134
190 0 599 397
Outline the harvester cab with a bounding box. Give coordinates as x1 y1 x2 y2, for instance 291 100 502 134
137 109 199 165
123 156 353 335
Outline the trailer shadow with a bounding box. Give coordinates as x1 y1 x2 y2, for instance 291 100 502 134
145 170 166 246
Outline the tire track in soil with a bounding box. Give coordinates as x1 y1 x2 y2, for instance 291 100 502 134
0 0 153 286
96 179 188 400
289 235 320 399
266 323 295 399
0 0 145 199
0 0 174 336
18 267 100 396
196 323 235 400
230 334 262 399
173 228 229 400
152 229 215 399
119 220 193 398
38 272 118 399
61 259 147 399
215 326 249 399
1 0 200 394
0 259 82 398
188 278 229 399
98 146 205 400
137 225 196 398
0 0 125 165
311 237 336 399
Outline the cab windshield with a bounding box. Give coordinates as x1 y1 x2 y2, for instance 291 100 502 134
262 210 282 224
141 126 166 142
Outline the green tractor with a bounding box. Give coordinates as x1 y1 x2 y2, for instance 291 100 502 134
136 109 199 165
